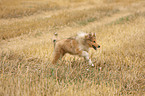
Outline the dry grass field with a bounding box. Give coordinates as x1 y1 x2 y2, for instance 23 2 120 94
0 0 145 96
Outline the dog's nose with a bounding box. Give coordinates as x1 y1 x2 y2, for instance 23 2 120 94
98 45 100 48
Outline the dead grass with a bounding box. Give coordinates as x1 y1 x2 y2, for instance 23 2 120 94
0 0 103 19
0 0 145 96
0 0 68 19
0 0 141 40
0 4 117 40
1 14 145 96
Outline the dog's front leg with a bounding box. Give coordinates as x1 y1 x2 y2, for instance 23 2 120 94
81 51 94 66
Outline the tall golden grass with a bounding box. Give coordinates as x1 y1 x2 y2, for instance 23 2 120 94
0 0 144 96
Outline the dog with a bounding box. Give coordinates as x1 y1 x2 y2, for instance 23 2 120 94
52 32 100 66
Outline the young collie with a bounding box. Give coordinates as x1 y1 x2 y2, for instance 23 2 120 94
52 32 100 66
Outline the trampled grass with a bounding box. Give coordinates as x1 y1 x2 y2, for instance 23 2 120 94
0 0 145 96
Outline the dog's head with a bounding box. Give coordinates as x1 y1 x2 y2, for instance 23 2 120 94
85 33 100 50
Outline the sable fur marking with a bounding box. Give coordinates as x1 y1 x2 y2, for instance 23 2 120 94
52 32 100 66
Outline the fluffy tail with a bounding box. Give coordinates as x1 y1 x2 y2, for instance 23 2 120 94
53 32 58 48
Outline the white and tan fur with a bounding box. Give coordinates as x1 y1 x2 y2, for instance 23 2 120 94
52 32 100 66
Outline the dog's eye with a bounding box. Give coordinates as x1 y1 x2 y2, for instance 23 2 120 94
93 41 96 43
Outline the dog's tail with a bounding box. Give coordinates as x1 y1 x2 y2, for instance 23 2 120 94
53 32 58 48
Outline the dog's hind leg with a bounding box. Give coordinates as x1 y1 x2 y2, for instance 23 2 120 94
52 48 65 64
81 51 94 66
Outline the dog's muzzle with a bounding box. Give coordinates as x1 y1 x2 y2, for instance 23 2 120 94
92 45 100 50
92 45 96 50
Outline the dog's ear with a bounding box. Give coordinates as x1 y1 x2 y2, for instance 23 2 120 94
89 33 93 38
85 33 92 39
90 33 96 37
85 33 96 39
93 33 96 37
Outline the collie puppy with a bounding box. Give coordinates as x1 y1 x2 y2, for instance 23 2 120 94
52 32 100 66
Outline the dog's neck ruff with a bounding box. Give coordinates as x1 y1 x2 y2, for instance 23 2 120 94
76 32 89 52
76 32 87 43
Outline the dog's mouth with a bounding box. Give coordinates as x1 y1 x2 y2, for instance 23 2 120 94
92 45 97 50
